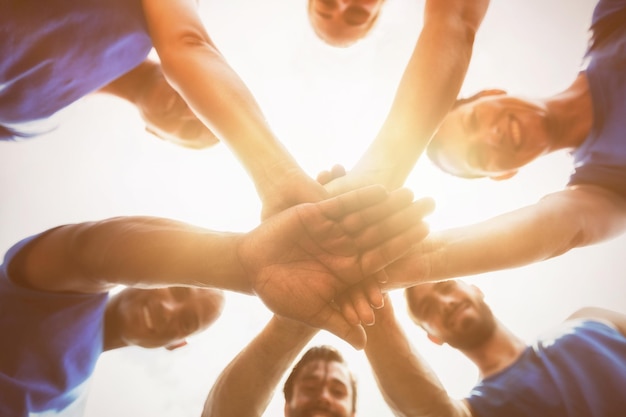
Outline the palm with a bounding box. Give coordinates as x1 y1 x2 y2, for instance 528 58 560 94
240 186 434 348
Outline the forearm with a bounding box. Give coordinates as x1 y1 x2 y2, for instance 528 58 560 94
352 1 487 189
365 305 468 417
16 216 250 294
384 188 626 287
158 40 310 200
202 316 317 417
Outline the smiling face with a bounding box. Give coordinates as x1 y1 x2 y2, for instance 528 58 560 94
406 280 496 350
110 287 224 349
285 359 355 417
428 91 552 180
308 0 386 47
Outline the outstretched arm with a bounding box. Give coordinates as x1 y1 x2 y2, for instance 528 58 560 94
8 186 432 348
364 295 472 417
203 316 316 417
141 0 326 216
383 185 626 289
325 0 490 195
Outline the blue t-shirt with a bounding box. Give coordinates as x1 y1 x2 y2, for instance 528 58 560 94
0 232 109 416
568 0 626 198
467 320 626 417
0 0 152 140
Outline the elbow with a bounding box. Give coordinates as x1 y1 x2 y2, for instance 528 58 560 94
157 31 222 84
545 228 585 260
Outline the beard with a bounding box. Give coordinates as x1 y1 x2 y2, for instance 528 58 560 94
445 301 497 350
286 404 347 417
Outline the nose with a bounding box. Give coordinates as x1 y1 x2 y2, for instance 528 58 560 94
316 386 333 407
485 124 503 147
437 294 460 316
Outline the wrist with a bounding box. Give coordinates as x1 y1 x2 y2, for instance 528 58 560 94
233 233 256 295
271 315 318 340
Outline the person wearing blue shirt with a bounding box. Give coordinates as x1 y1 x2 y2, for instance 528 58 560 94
400 280 626 417
328 0 626 290
0 185 432 416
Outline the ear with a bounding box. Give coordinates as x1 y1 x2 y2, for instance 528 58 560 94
470 284 485 299
165 340 188 351
427 333 444 346
489 170 518 181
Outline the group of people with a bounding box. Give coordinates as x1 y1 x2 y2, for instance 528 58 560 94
1 0 625 416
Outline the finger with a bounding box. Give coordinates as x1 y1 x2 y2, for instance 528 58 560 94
319 309 367 350
373 269 389 285
362 277 384 309
339 188 416 234
317 170 332 185
316 185 389 220
330 164 346 179
354 197 435 248
360 221 432 275
341 289 376 326
336 294 362 326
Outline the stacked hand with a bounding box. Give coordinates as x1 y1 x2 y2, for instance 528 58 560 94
238 185 434 349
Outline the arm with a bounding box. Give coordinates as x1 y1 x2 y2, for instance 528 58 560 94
8 186 431 348
567 307 626 337
8 216 249 294
141 0 326 216
383 185 626 289
98 59 219 149
327 0 490 194
202 316 317 417
364 295 471 417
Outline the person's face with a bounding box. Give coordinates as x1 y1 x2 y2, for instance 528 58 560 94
308 0 386 47
285 359 355 417
406 281 496 350
430 92 551 180
113 287 223 349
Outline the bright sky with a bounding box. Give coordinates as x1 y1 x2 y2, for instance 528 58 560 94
1 0 623 416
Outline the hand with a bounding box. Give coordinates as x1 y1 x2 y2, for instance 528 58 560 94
317 164 381 197
260 167 329 220
238 185 434 349
135 65 219 149
334 276 385 327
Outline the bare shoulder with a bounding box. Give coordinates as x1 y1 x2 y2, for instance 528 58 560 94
567 306 626 337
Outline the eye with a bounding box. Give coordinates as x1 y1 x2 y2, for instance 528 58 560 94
301 384 318 394
331 386 347 398
439 281 456 293
317 0 337 7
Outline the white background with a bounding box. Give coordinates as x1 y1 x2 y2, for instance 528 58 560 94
2 0 623 416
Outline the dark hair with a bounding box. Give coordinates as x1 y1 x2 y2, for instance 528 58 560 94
587 8 626 53
283 345 357 412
